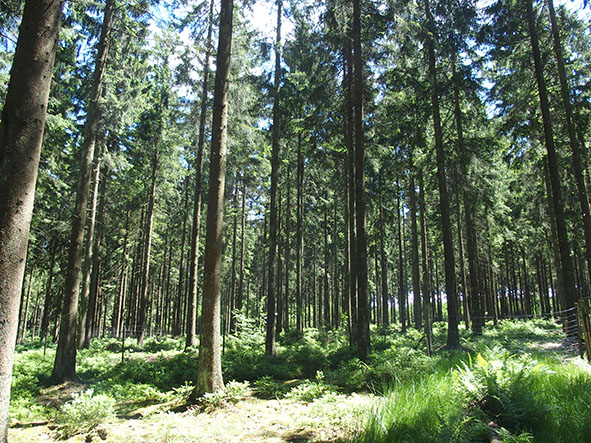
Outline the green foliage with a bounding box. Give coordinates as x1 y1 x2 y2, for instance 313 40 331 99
58 389 115 438
197 381 251 413
284 372 334 403
253 376 288 399
358 341 591 443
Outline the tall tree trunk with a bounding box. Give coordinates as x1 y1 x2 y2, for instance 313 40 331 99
173 176 190 337
137 148 158 346
283 167 291 332
186 0 214 349
113 212 129 338
452 64 481 334
547 0 591 283
41 239 58 343
353 0 370 361
230 179 239 333
323 203 330 328
397 185 406 333
345 33 357 345
379 192 389 326
194 0 233 396
236 180 246 325
18 268 34 344
424 0 459 348
409 152 421 329
83 163 108 348
266 0 282 356
0 0 63 437
418 170 432 355
77 152 101 348
526 0 577 313
52 0 115 384
296 136 304 332
333 195 340 328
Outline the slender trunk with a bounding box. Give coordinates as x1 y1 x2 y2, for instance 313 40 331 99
323 203 330 328
424 0 459 347
173 176 190 337
353 0 370 361
266 0 282 356
236 180 246 323
230 179 239 333
397 185 406 333
419 170 432 355
77 152 101 348
547 0 591 283
137 148 158 346
83 163 107 347
194 0 233 396
452 64 481 334
52 0 115 383
526 0 576 313
113 213 129 337
18 269 34 343
409 153 421 329
41 240 58 343
345 33 357 344
283 167 291 332
296 136 304 332
379 193 389 326
187 0 214 348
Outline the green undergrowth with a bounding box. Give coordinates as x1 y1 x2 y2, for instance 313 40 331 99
355 331 591 443
9 317 589 442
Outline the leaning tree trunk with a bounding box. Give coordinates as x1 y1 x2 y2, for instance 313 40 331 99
0 0 64 437
77 151 101 348
352 0 370 361
52 0 116 384
186 0 214 349
193 0 234 397
547 0 591 284
525 0 577 313
424 0 459 348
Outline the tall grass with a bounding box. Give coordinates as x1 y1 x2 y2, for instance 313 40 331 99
356 342 591 443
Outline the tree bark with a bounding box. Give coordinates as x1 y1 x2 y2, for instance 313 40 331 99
353 0 370 361
418 170 432 355
77 151 101 348
546 0 591 284
0 0 64 437
186 0 215 349
409 152 421 329
52 0 116 383
236 180 246 325
296 135 304 332
194 0 234 396
173 176 190 337
525 0 577 312
83 163 108 348
266 0 282 356
397 183 407 332
424 0 459 348
137 147 158 346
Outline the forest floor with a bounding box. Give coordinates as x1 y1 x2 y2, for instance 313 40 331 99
9 388 372 442
7 319 591 442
